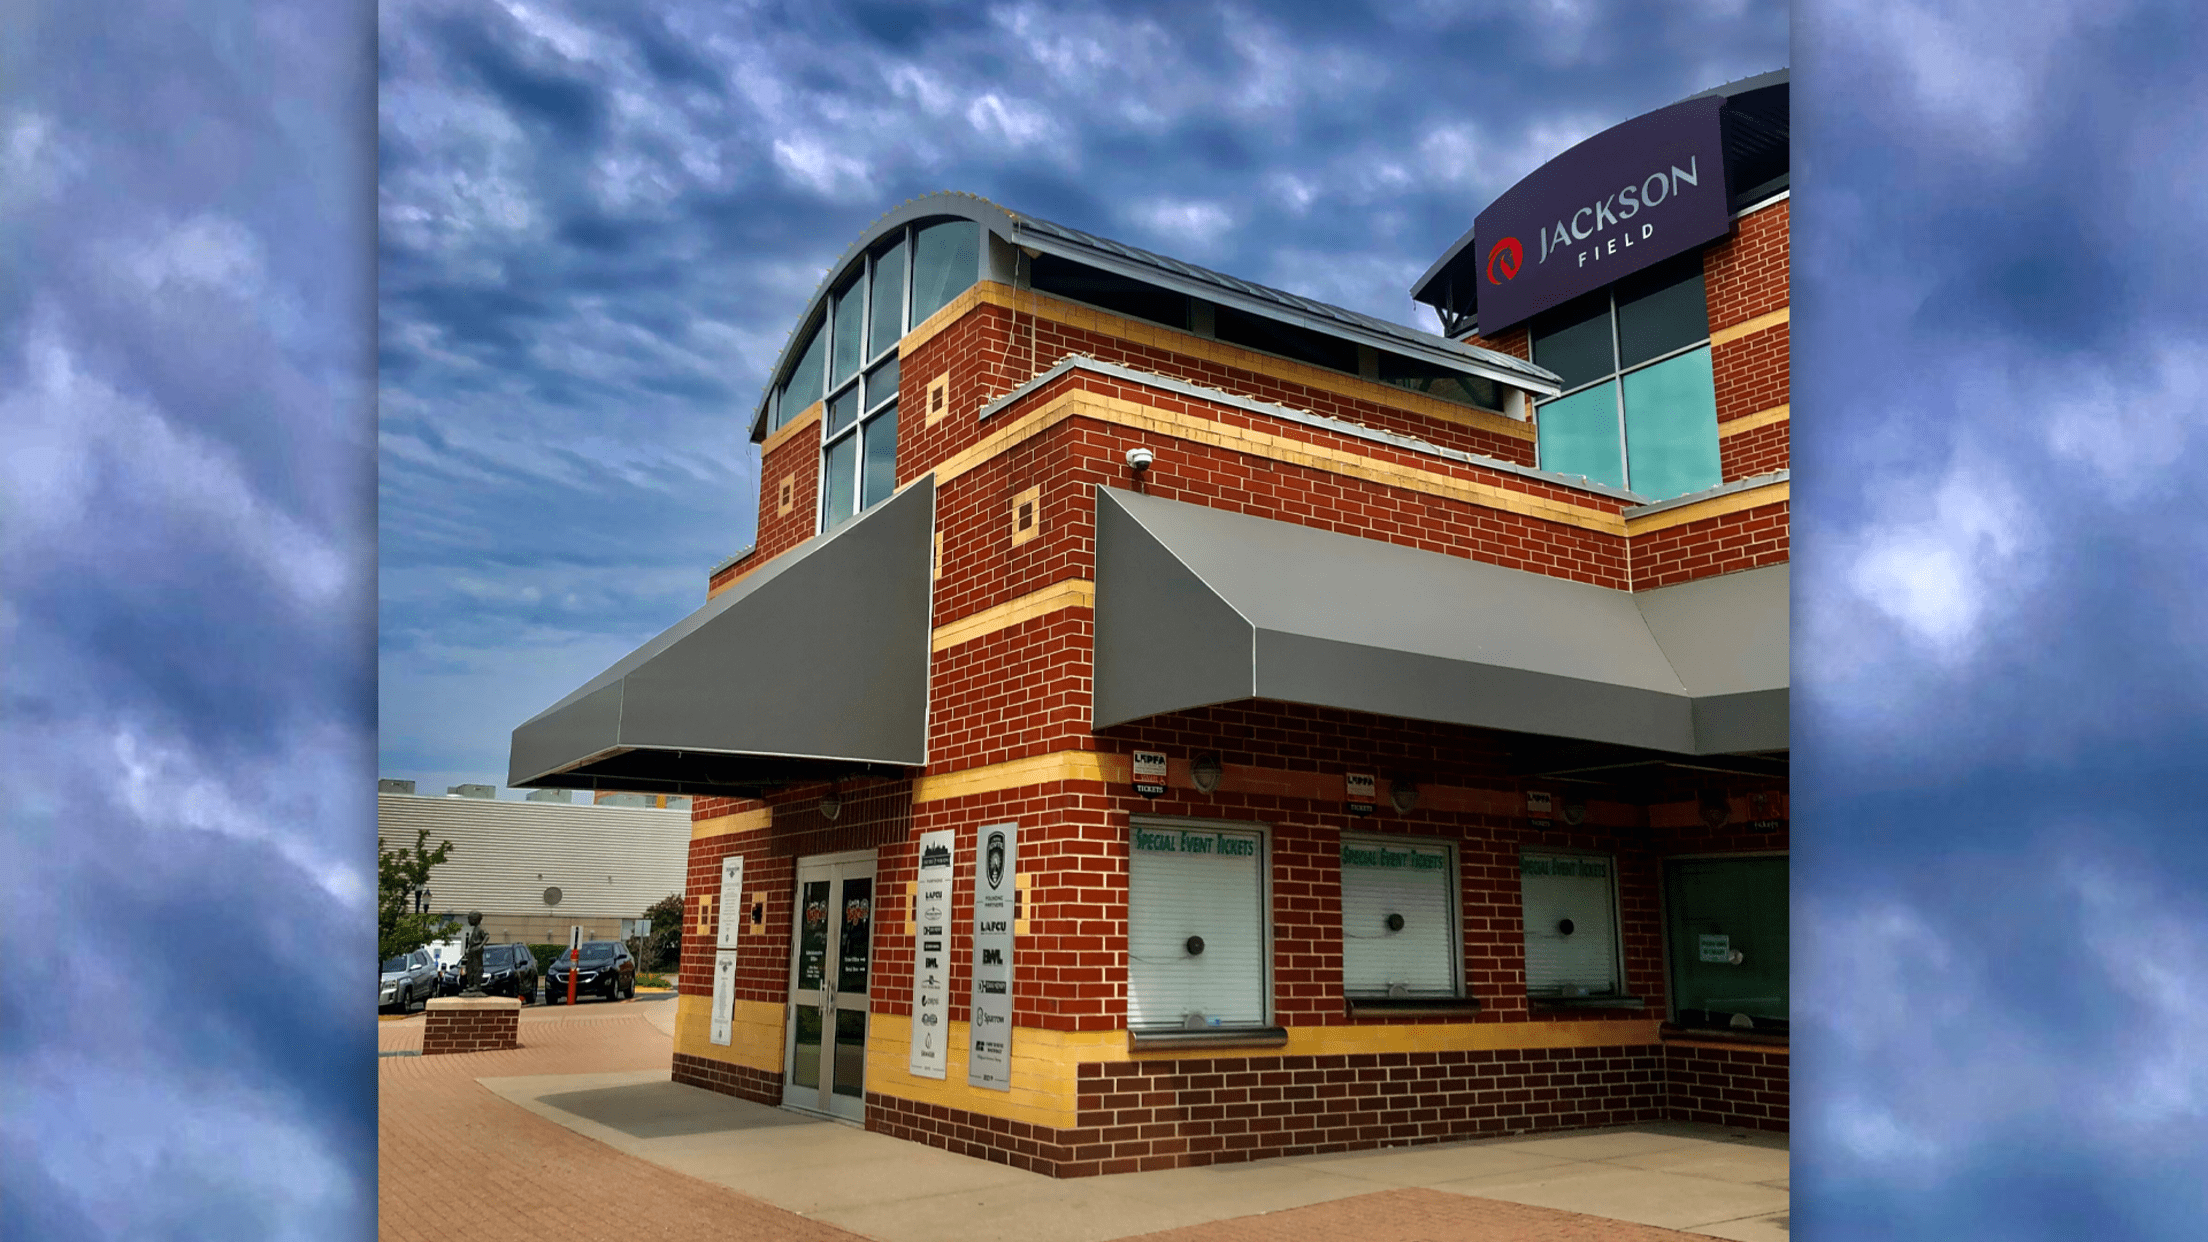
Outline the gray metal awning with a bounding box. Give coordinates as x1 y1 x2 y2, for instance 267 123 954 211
1093 489 1786 755
508 479 935 796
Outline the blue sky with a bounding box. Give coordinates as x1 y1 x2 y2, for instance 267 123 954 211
5 0 2207 1238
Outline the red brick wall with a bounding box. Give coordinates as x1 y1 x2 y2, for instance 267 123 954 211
1662 1042 1788 1132
1629 501 1789 590
869 1044 1668 1176
420 1007 519 1055
671 1051 781 1106
1721 419 1790 483
1703 199 1789 331
1714 322 1788 424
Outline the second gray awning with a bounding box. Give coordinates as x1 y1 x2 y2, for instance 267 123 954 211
1093 488 1786 755
508 479 935 796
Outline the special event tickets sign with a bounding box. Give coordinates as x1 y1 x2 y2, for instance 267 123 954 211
968 822 1017 1090
908 829 955 1079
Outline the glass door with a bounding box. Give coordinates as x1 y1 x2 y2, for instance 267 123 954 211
782 852 876 1121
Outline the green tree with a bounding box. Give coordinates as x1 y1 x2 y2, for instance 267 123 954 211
379 827 459 961
642 891 684 971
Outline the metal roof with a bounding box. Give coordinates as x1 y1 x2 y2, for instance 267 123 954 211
1411 69 1789 335
749 192 1559 441
1094 488 1788 755
509 478 935 796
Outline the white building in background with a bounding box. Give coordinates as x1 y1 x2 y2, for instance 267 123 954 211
376 781 689 946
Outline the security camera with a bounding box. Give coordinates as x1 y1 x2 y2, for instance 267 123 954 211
1125 446 1155 470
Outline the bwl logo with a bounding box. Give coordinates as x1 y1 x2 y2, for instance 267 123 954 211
985 831 1007 889
1485 236 1523 284
982 948 1003 965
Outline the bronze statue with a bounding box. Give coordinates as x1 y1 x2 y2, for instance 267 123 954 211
460 911 488 996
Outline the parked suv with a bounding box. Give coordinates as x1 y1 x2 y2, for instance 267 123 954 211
545 940 636 1003
380 949 439 1013
478 942 538 1003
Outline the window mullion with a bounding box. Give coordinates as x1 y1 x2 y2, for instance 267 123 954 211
1609 289 1629 492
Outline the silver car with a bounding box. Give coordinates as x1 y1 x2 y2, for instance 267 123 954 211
380 949 439 1013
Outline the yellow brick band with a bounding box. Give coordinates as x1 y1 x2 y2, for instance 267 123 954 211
670 994 785 1072
914 750 1128 804
761 401 822 456
901 281 1535 441
1623 480 1789 537
863 1014 1668 1132
934 390 1628 536
932 580 1095 652
1708 306 1788 347
1717 404 1790 438
691 807 772 840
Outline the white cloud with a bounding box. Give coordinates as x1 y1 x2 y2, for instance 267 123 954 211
965 92 1058 150
112 724 371 908
1124 198 1236 256
2041 343 2204 503
771 134 875 201
1805 848 2208 1185
0 307 350 613
0 108 85 210
11 1057 354 1241
1843 447 2033 660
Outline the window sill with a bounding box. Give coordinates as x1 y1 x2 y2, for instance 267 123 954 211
1660 1022 1788 1048
1528 995 1647 1011
1345 996 1482 1018
1127 1026 1290 1052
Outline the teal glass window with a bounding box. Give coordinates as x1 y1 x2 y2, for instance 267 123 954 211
1535 381 1624 489
1621 348 1721 500
1529 252 1720 501
1664 855 1787 1029
911 220 979 325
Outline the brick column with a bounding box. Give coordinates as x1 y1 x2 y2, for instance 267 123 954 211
423 996 522 1054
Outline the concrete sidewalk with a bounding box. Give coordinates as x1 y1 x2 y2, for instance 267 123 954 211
381 1003 1787 1242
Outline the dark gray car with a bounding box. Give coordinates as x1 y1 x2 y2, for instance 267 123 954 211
380 949 439 1013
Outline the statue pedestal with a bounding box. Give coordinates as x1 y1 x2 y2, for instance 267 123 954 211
423 996 521 1055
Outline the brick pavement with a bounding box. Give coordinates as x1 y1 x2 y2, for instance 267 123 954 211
378 1004 865 1242
380 1002 1757 1242
1125 1187 1716 1242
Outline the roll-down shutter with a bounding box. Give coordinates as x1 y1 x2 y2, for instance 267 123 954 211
1340 838 1458 996
1520 853 1621 995
1127 822 1267 1029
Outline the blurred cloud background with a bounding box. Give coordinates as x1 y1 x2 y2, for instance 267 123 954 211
2 0 2204 1238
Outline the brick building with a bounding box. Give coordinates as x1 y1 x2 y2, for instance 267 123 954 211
511 71 1789 1175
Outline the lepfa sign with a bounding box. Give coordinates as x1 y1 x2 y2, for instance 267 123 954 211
1131 750 1168 799
1472 97 1729 334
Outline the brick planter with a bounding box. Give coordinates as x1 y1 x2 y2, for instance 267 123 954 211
423 996 521 1054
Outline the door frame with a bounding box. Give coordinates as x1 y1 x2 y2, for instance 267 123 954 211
781 849 878 1120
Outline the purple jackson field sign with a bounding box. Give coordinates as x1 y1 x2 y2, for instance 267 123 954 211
1473 96 1730 334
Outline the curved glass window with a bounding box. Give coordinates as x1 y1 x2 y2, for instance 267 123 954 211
778 323 826 429
911 220 979 325
1529 253 1720 500
830 278 865 386
869 239 906 357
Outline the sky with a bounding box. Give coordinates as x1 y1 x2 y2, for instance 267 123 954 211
3 0 2206 1239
